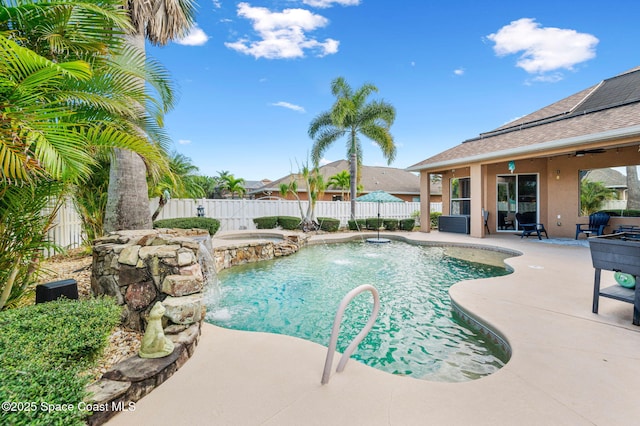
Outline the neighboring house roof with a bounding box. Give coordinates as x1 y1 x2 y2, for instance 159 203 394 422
249 160 426 196
244 179 272 191
583 168 627 188
408 67 640 171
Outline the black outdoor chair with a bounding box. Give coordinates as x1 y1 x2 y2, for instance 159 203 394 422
575 212 610 239
482 208 490 235
515 212 548 240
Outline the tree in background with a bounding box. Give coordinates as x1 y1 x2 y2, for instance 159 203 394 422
279 161 325 230
580 180 616 215
309 77 396 218
191 175 219 199
327 170 350 200
105 0 197 232
149 152 205 220
224 176 247 199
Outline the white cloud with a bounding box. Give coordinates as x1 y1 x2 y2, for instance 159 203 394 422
225 2 340 59
302 0 360 7
175 25 209 46
178 139 192 145
271 101 306 113
487 18 598 76
212 0 221 8
453 68 464 76
319 157 332 165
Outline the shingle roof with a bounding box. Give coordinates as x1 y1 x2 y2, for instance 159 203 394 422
250 160 423 195
583 168 627 188
408 67 640 171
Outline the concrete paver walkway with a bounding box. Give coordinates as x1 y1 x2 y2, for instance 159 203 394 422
108 231 640 426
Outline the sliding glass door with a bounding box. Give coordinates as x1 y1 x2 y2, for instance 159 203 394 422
496 174 538 231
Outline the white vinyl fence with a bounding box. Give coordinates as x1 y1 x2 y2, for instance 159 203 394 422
152 198 441 232
46 198 443 252
44 197 85 255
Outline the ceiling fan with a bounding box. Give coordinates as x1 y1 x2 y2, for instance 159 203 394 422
575 148 606 157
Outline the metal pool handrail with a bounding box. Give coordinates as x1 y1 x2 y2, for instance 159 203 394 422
321 284 380 385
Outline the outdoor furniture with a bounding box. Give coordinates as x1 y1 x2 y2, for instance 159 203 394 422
575 212 610 239
515 212 548 240
438 215 470 234
590 233 640 325
482 209 490 235
616 225 640 233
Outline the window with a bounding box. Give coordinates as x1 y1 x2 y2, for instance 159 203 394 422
579 166 639 216
450 177 470 215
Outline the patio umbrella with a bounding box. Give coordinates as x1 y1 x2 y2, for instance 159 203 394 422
355 191 404 243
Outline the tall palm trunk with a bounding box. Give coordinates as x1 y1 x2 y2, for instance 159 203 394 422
104 30 152 232
105 148 152 231
349 151 357 219
349 129 358 219
627 166 640 210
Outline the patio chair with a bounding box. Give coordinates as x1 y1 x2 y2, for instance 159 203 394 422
515 212 548 240
575 212 610 239
482 208 490 235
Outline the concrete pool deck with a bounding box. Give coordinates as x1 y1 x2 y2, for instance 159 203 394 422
108 231 640 425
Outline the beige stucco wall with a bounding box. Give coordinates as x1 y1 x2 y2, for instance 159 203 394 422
423 145 640 239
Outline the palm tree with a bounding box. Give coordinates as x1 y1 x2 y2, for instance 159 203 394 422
0 0 175 306
149 151 205 220
224 176 246 199
105 0 197 231
580 180 616 215
309 77 396 218
327 170 351 201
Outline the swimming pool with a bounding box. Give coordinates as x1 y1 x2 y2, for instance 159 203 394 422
205 240 513 382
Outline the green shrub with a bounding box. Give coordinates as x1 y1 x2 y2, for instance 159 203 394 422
277 216 301 230
430 212 442 229
382 218 398 231
0 298 121 426
318 217 340 232
366 217 383 230
153 217 220 235
399 218 416 231
348 219 367 231
253 216 278 229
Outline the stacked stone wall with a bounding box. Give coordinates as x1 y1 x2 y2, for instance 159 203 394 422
212 233 308 272
92 229 211 332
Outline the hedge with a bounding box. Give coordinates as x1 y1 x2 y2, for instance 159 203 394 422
399 218 415 231
348 219 367 231
277 216 302 230
0 298 121 426
318 217 340 232
430 212 442 229
153 217 220 235
366 217 383 230
253 216 278 229
382 218 398 231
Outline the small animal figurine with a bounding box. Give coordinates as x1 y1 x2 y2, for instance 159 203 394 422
139 302 175 358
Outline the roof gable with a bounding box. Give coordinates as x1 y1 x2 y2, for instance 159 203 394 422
409 67 640 171
251 159 421 195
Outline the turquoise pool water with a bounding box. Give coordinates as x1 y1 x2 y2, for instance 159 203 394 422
205 241 512 382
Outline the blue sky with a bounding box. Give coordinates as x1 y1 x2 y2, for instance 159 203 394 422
148 0 640 182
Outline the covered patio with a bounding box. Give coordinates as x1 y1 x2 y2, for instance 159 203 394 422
409 67 640 239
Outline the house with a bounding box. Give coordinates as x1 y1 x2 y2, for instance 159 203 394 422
249 159 437 202
408 66 640 238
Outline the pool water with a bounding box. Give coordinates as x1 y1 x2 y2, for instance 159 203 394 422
205 241 512 382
